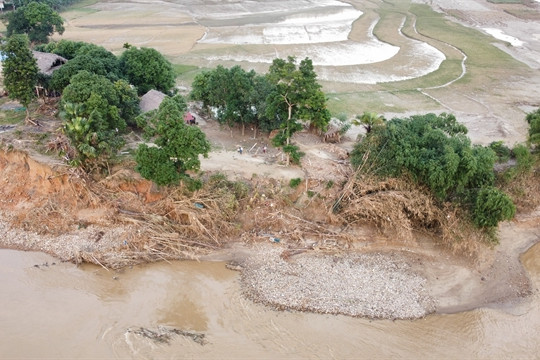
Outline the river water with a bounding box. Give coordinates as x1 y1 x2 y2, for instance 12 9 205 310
1 245 539 359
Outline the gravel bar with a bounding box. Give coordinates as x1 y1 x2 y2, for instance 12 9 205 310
241 244 435 319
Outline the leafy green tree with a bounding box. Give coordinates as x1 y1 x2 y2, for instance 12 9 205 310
249 74 276 136
353 111 386 134
15 0 80 11
59 71 139 169
136 95 211 185
266 56 330 165
61 71 125 133
119 46 175 95
526 107 540 147
1 34 38 122
113 80 140 127
350 112 514 231
191 66 273 136
61 102 105 168
50 46 120 92
5 2 65 44
35 39 89 59
190 70 213 112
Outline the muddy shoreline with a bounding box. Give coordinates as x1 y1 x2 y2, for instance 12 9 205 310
2 207 538 320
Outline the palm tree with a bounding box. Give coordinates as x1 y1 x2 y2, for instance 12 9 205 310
353 111 386 133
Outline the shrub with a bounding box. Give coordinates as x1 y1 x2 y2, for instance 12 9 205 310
471 187 515 229
289 178 302 188
489 141 511 163
526 107 540 147
513 144 533 173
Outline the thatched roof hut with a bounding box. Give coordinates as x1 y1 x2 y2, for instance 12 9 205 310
323 125 342 143
32 51 67 76
140 89 167 113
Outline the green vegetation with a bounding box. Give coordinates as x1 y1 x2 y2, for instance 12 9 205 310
353 111 386 134
191 65 273 135
4 0 85 10
172 64 199 77
526 107 540 147
135 95 211 186
1 34 38 122
119 46 176 95
4 2 64 44
489 141 512 163
49 44 121 91
350 113 516 235
289 178 302 188
59 71 139 169
266 57 330 165
191 65 276 136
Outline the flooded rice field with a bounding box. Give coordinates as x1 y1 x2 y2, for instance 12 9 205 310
1 245 539 359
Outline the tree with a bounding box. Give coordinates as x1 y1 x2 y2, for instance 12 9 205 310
5 2 65 44
50 46 120 92
59 71 139 170
35 39 90 59
266 56 330 165
136 95 211 185
119 46 175 95
353 111 386 133
191 65 270 136
349 112 515 231
61 71 125 133
1 34 38 122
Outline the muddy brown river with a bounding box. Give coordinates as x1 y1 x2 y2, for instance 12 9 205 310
1 245 539 359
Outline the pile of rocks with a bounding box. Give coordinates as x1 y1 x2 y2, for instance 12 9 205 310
240 244 435 319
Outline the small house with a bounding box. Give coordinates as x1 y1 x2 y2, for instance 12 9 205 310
32 51 67 76
139 89 166 113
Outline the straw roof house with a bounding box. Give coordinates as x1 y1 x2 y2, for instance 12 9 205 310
32 51 67 76
140 89 167 113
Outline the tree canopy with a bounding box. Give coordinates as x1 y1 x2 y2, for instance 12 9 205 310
50 45 120 92
135 95 211 185
353 111 386 134
266 56 331 164
5 2 64 44
59 71 139 169
1 34 38 121
119 46 176 95
350 113 515 231
190 65 273 136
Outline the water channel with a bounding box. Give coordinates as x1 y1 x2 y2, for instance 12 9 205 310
1 243 539 359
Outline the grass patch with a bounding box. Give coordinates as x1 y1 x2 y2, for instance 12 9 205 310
0 99 26 125
409 4 524 72
172 64 199 76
